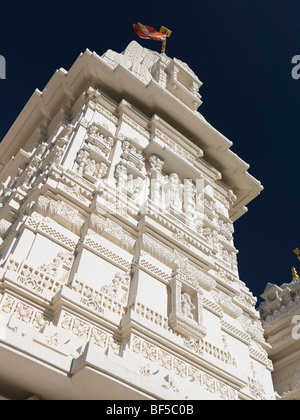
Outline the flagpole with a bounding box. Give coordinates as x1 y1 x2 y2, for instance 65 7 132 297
159 26 172 54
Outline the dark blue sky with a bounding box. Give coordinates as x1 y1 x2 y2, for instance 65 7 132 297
0 0 299 304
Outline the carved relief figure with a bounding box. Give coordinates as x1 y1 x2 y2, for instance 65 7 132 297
148 155 199 218
164 173 184 212
76 149 89 175
127 176 145 204
149 155 165 206
181 293 195 320
115 165 146 204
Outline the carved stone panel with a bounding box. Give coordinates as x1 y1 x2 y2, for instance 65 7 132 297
169 276 207 339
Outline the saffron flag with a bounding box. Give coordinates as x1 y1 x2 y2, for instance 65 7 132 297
133 23 167 42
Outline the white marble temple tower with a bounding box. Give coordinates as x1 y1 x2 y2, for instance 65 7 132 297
260 274 300 400
0 41 275 400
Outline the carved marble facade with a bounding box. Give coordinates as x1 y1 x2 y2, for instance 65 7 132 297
260 277 300 400
0 41 275 400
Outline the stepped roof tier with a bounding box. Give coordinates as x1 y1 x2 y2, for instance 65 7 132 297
0 41 263 222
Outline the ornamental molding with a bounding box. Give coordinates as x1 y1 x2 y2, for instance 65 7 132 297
22 213 79 251
211 290 242 319
273 365 300 394
77 229 132 271
117 112 150 141
34 196 85 235
2 253 74 301
86 214 135 253
0 293 51 331
130 333 238 400
57 309 121 355
135 234 216 291
72 274 129 318
84 87 118 125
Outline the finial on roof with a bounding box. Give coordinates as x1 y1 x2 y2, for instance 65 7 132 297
293 247 300 260
292 266 299 280
291 248 300 280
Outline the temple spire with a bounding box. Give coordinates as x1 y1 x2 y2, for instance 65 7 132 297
292 248 300 280
292 266 299 280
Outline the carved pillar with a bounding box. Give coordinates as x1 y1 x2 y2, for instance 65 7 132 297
149 155 164 207
169 66 179 90
115 164 127 191
169 276 183 317
184 179 195 220
96 162 108 187
76 149 89 175
195 290 204 325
